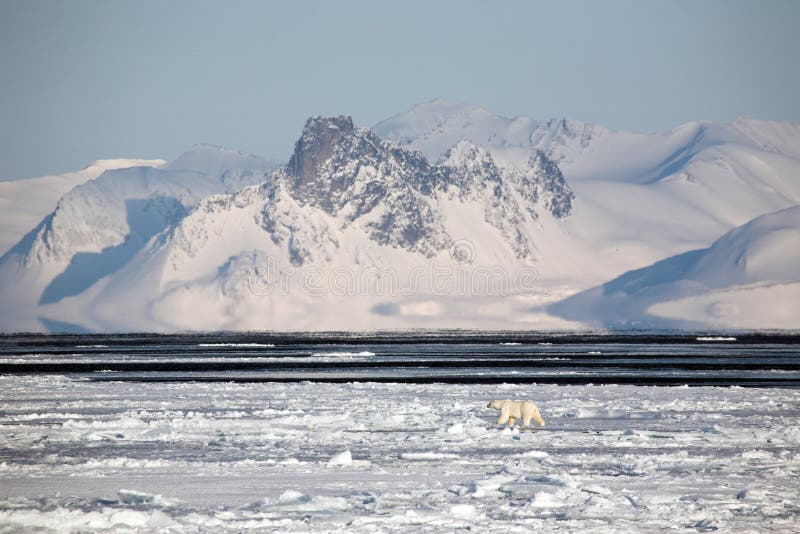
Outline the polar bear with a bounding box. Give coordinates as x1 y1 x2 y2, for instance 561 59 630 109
487 399 545 429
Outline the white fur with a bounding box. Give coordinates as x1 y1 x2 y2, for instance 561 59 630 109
487 399 545 428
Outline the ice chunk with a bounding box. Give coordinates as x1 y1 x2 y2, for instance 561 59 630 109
531 491 562 508
581 484 612 495
328 450 353 466
522 450 549 458
450 503 478 518
277 490 310 505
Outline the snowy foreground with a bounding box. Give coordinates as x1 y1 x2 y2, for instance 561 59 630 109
1 377 799 532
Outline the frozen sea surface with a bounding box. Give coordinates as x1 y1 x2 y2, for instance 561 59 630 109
1 375 799 532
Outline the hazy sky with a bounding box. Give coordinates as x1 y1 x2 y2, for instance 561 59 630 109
1 0 798 180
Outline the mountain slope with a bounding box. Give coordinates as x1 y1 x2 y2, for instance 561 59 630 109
0 159 165 256
0 146 277 331
549 206 800 329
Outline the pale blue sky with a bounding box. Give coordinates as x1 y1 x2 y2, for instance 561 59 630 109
1 0 798 180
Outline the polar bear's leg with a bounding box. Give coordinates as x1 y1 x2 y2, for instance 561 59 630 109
507 417 516 427
497 406 510 426
522 416 531 429
531 405 545 427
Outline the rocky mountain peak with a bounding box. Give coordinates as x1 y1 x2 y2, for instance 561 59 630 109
438 140 502 195
521 150 574 219
288 115 358 187
273 116 575 261
282 115 434 214
438 140 492 166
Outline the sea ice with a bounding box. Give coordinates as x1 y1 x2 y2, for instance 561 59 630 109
0 376 798 531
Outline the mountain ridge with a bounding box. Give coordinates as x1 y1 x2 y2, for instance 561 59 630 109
1 100 799 331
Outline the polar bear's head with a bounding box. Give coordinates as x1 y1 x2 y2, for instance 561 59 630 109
487 399 508 410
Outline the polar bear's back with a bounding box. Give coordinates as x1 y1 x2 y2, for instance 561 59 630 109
488 399 545 427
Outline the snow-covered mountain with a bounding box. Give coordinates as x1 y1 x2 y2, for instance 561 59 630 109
23 116 574 331
373 98 607 167
0 146 277 331
0 159 165 256
549 206 800 329
1 100 799 332
378 100 800 282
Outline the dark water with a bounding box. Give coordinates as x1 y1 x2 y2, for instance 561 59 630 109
1 332 799 387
